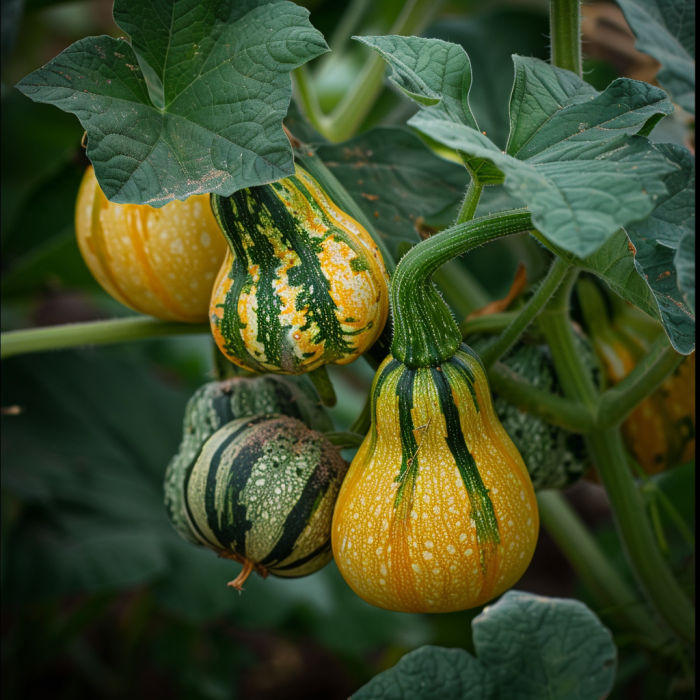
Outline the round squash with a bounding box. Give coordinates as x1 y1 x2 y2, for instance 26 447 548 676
164 374 333 545
75 166 227 322
185 414 348 587
209 165 389 374
331 344 539 613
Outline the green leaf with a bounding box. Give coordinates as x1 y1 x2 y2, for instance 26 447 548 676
676 232 695 314
316 127 469 260
625 143 695 352
353 35 478 128
474 592 617 700
616 0 695 114
407 57 677 257
542 224 695 355
426 10 550 150
352 646 493 700
352 591 616 700
15 0 328 207
355 35 503 184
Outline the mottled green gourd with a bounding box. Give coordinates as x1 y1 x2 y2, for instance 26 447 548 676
164 374 332 545
470 336 596 490
185 415 348 587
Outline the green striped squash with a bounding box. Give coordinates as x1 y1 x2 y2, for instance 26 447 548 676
332 344 539 613
185 415 348 586
470 337 594 491
164 375 333 545
209 165 389 375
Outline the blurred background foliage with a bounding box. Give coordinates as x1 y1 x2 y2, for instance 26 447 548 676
1 0 694 698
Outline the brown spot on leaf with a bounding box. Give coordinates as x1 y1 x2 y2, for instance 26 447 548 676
361 193 379 201
628 240 637 254
656 271 672 280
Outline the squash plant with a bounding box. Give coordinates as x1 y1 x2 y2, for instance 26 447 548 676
1 0 695 697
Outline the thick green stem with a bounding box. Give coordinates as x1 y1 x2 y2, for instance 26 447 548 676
597 335 684 427
292 65 328 136
478 256 569 368
391 210 533 367
538 269 598 407
488 362 594 433
550 0 582 77
325 0 373 55
537 490 669 650
538 270 695 645
587 429 695 645
460 311 518 338
308 366 337 407
1 317 208 359
456 178 484 224
324 0 444 142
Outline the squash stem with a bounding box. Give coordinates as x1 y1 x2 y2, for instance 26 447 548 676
460 311 518 338
537 490 670 651
538 271 696 646
597 336 684 427
1 316 209 359
478 256 570 369
549 0 582 77
487 362 595 433
586 428 695 645
323 0 445 143
308 365 337 407
456 178 484 224
390 209 533 368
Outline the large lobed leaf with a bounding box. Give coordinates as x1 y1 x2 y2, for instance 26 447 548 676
616 0 695 114
15 0 328 207
358 35 677 258
352 591 616 700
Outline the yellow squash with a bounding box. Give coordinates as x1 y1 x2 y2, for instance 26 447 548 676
75 166 227 322
332 345 539 613
209 166 389 375
594 328 695 474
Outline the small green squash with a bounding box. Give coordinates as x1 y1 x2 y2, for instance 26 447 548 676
164 374 333 545
185 414 348 587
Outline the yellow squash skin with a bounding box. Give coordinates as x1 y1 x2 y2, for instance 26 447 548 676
75 166 227 322
209 166 389 375
595 332 695 474
332 345 539 613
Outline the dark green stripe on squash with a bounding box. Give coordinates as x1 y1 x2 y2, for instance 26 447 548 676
184 415 347 581
212 172 373 373
164 374 332 545
379 355 500 546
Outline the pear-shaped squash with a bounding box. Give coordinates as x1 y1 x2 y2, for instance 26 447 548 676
209 166 389 374
75 166 226 322
331 344 539 613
